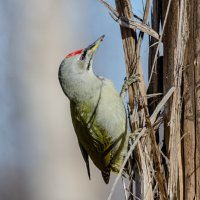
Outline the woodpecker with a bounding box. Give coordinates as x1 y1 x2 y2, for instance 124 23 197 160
58 35 128 184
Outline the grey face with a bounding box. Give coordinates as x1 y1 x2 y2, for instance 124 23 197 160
59 54 92 77
60 35 105 75
78 49 94 71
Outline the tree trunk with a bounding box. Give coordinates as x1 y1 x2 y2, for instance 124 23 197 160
161 0 200 199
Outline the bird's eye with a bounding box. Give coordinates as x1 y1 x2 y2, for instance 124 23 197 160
80 50 87 61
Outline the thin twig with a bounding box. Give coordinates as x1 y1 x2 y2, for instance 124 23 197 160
107 129 146 200
150 87 175 124
143 147 156 200
149 41 159 48
147 0 172 90
126 189 141 200
133 14 143 22
98 0 159 40
144 104 167 200
110 11 160 40
136 0 151 57
153 115 164 130
146 93 163 99
122 177 128 200
159 146 170 170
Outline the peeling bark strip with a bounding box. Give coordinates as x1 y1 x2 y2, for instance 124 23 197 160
98 0 159 40
182 0 200 199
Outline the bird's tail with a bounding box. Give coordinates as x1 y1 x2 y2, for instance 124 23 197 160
101 168 110 184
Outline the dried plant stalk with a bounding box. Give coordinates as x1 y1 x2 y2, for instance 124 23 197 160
168 0 188 199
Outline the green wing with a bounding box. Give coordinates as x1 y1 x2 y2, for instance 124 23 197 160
70 100 112 170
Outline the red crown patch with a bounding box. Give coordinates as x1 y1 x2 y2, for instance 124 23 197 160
65 49 83 58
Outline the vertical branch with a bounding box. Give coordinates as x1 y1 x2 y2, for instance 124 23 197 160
114 2 139 199
115 1 147 199
167 0 188 199
115 0 137 111
115 1 153 200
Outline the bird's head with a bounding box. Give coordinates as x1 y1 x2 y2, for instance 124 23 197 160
58 35 105 100
60 35 105 74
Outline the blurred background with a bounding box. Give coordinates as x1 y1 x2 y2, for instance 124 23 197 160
0 0 148 199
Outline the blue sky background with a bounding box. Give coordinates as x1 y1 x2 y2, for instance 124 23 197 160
0 1 150 200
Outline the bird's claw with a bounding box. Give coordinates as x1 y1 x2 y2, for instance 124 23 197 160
129 128 143 141
120 74 141 97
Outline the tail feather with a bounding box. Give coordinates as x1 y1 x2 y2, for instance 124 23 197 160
101 168 110 184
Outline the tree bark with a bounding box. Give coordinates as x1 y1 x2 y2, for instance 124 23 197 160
161 0 200 199
182 1 196 198
162 0 179 155
194 1 200 199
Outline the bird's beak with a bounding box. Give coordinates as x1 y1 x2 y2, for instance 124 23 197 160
85 35 105 53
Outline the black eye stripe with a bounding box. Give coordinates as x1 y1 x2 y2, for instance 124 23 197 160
87 57 92 70
80 50 87 60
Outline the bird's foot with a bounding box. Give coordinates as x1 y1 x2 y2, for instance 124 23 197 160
120 74 141 98
129 128 142 141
